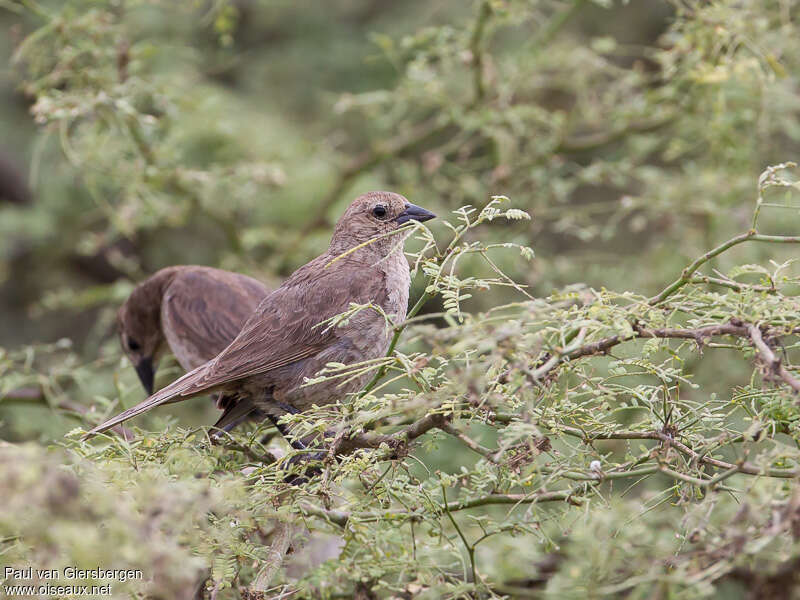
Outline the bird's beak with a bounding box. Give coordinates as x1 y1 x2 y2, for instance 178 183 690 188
134 357 155 395
395 203 436 225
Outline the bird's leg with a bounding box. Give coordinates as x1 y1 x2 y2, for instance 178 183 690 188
269 402 328 484
209 396 258 443
266 403 307 451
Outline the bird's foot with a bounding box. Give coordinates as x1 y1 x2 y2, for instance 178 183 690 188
281 449 328 485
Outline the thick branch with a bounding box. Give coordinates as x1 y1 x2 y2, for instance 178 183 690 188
294 117 447 241
250 521 300 592
1 386 45 401
556 115 674 154
468 1 492 104
335 412 448 455
689 275 775 294
445 489 580 511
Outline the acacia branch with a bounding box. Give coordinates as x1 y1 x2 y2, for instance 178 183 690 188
440 422 497 462
444 489 581 511
650 231 800 305
543 424 799 479
489 412 798 479
746 323 800 394
525 321 749 383
340 320 800 475
250 521 300 592
2 385 135 440
335 411 448 455
300 487 583 529
338 318 800 486
555 115 674 154
1 386 45 401
689 275 775 294
334 411 496 464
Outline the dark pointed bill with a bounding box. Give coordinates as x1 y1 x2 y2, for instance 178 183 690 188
135 357 155 395
395 203 436 225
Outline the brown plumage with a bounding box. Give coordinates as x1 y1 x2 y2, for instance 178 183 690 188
117 266 270 430
118 265 270 391
88 192 435 438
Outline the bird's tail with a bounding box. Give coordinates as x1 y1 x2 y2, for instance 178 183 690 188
83 362 216 439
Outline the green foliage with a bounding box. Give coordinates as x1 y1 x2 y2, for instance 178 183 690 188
4 1 800 598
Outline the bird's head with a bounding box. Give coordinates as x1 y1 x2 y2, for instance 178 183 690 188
329 191 436 256
117 294 164 395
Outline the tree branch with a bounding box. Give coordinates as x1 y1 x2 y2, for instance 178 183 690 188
546 423 799 479
468 1 492 104
336 411 449 456
300 487 583 529
524 321 749 384
746 323 800 395
2 385 135 440
250 521 300 592
650 231 800 305
293 116 448 242
440 422 497 462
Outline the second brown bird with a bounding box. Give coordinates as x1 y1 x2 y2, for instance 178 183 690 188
117 265 270 431
88 191 435 438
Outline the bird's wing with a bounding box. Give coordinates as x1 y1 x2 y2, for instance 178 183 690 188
183 256 378 391
162 268 270 368
85 256 387 438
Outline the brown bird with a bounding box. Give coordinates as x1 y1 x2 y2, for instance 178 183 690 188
87 191 435 438
117 266 270 432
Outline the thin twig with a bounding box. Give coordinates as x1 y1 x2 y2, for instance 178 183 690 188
689 275 775 294
440 422 497 462
360 291 434 395
2 385 135 440
523 321 749 384
544 423 799 479
300 487 584 529
441 482 477 585
650 231 800 305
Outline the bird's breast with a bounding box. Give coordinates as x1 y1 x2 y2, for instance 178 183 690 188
272 250 412 411
380 249 411 322
347 250 410 356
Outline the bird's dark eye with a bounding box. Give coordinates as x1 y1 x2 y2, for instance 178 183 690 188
372 205 387 219
127 338 141 351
